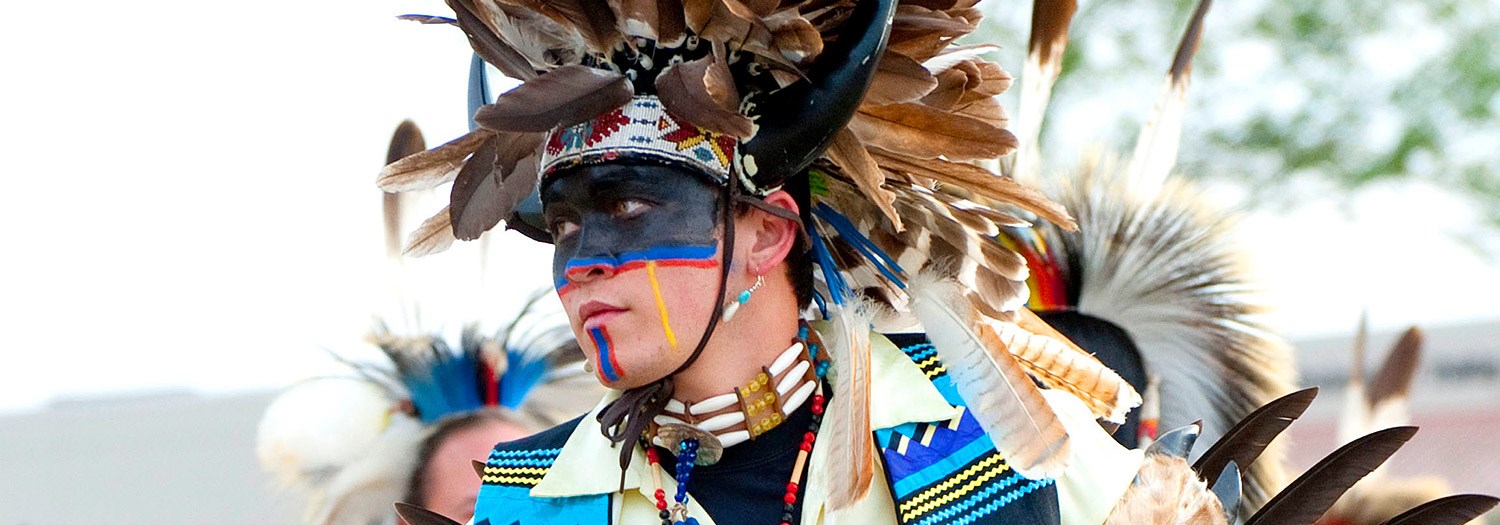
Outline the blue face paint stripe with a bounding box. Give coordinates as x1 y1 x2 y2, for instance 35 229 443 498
589 327 621 382
555 245 719 290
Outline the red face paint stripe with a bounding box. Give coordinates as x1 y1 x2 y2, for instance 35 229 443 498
555 258 721 296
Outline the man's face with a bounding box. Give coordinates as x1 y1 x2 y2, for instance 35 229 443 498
542 163 723 389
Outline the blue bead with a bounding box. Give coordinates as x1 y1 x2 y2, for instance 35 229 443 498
686 518 700 525
738 290 751 303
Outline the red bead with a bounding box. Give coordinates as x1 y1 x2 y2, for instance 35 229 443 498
810 404 823 415
803 432 815 443
647 448 659 462
786 482 799 493
655 489 665 499
784 493 798 505
656 499 668 510
800 442 812 451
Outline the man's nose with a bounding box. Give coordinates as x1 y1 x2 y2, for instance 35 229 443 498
564 261 619 283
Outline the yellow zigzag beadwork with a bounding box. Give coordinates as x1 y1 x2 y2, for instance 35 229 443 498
482 475 545 486
485 466 549 476
898 453 1013 520
915 355 946 378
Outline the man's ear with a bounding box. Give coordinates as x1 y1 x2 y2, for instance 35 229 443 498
743 190 801 276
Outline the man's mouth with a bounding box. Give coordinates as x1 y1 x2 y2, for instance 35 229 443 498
577 300 627 327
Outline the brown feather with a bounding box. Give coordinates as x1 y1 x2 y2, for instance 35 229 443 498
448 135 501 241
1011 308 1140 423
655 52 754 138
446 0 538 80
869 148 1075 229
1245 427 1418 525
449 133 545 240
824 128 902 230
851 102 1016 161
764 9 823 65
394 502 464 525
404 206 457 257
1367 327 1422 409
384 121 427 261
609 0 659 39
1193 387 1319 487
508 0 619 53
865 52 938 105
377 129 495 192
473 65 633 132
1124 0 1212 187
821 301 877 510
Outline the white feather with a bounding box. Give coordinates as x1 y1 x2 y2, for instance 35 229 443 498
907 271 1071 479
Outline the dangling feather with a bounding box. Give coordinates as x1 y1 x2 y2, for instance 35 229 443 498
449 132 546 240
1193 387 1319 487
377 129 494 192
404 205 457 257
1122 0 1213 191
907 272 1070 479
1243 426 1418 525
473 65 634 132
819 300 876 510
384 121 427 261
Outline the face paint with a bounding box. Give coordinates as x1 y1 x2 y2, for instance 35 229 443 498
543 163 726 388
645 261 678 352
543 163 722 295
588 326 624 383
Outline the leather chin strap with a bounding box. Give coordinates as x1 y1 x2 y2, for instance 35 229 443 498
597 179 741 486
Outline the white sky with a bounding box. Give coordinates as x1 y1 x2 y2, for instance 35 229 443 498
2 1 1497 413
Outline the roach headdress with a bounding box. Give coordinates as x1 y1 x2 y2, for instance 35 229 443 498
995 0 1298 515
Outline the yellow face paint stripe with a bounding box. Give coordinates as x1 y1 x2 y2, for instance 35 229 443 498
646 261 679 351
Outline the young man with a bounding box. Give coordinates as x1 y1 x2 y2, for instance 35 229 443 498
378 1 1203 524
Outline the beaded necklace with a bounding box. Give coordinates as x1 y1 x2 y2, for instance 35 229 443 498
645 323 829 525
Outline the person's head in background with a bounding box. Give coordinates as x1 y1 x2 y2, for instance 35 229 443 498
400 409 545 524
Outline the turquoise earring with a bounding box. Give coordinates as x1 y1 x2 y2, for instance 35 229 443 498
720 275 764 322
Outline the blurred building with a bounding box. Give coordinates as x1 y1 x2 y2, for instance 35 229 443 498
1287 319 1500 502
2 318 1496 524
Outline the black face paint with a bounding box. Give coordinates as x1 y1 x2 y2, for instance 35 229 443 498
542 164 723 296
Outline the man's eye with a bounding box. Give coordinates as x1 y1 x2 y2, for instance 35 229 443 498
551 220 579 239
613 199 652 218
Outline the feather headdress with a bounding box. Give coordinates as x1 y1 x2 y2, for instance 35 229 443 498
379 0 1141 506
258 122 594 525
990 0 1299 514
